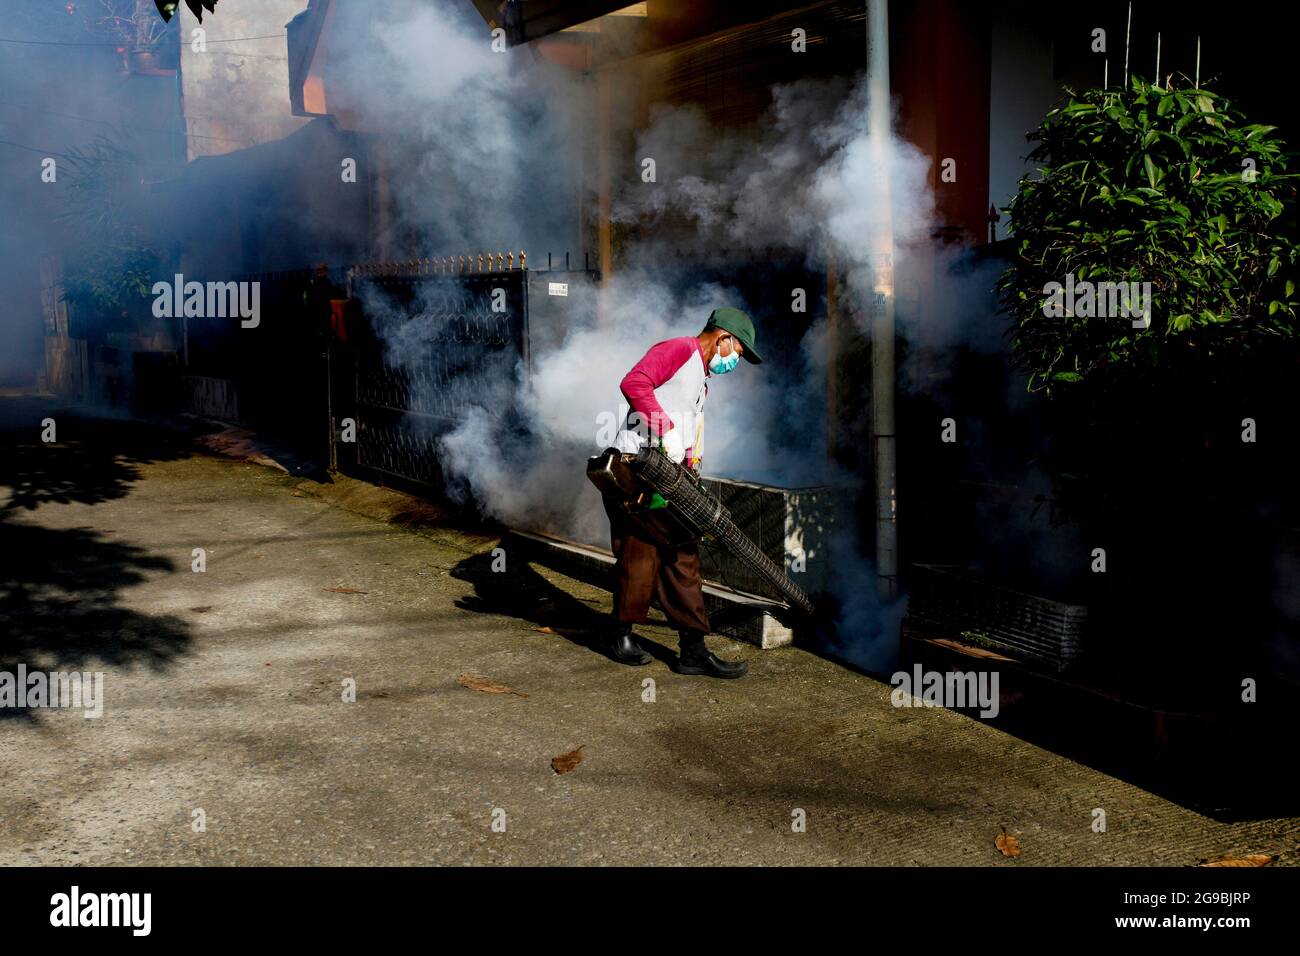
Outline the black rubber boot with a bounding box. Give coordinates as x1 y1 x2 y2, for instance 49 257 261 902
676 630 748 679
608 622 652 665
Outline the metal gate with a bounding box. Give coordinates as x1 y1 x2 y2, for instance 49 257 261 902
333 256 597 494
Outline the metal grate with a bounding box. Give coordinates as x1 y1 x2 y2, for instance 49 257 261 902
906 563 1089 671
334 257 599 492
346 269 528 488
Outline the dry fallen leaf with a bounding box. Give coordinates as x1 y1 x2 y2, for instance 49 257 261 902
1200 854 1275 867
322 587 367 594
551 745 585 774
189 606 214 613
995 827 1021 858
534 626 555 634
456 674 528 698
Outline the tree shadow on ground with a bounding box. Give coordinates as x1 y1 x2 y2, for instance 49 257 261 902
0 397 195 722
448 546 676 665
0 397 195 511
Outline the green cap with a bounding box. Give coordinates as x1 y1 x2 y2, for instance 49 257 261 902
706 307 762 364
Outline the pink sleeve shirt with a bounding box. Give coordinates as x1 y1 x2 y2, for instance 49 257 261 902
612 337 709 462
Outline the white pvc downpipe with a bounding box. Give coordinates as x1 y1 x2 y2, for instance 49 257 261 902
866 0 898 600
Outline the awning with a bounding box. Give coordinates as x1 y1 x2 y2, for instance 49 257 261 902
468 0 635 45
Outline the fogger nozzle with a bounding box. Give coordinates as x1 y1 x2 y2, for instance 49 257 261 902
589 447 817 618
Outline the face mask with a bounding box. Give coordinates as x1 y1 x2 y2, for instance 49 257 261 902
708 337 740 375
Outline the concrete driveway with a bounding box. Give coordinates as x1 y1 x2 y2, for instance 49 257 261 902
1 395 1297 866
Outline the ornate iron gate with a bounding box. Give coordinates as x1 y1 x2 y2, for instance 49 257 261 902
333 256 597 493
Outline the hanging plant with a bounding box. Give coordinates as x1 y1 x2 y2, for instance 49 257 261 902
998 76 1298 401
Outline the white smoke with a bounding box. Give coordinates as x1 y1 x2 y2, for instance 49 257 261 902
329 0 1013 671
326 0 581 254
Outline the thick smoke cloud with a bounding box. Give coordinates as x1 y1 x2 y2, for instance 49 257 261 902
325 0 583 256
333 0 958 487
4 0 1008 671
331 0 1012 671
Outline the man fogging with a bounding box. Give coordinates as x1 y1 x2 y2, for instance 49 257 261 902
597 308 762 679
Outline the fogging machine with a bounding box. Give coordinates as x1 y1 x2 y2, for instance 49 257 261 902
587 446 817 618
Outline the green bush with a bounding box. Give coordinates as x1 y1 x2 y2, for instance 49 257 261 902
998 77 1299 399
996 78 1299 662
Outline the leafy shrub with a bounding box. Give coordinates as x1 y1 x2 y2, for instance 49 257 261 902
58 138 159 333
996 78 1300 668
998 78 1298 399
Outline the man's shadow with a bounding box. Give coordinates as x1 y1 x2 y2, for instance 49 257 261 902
448 546 678 665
